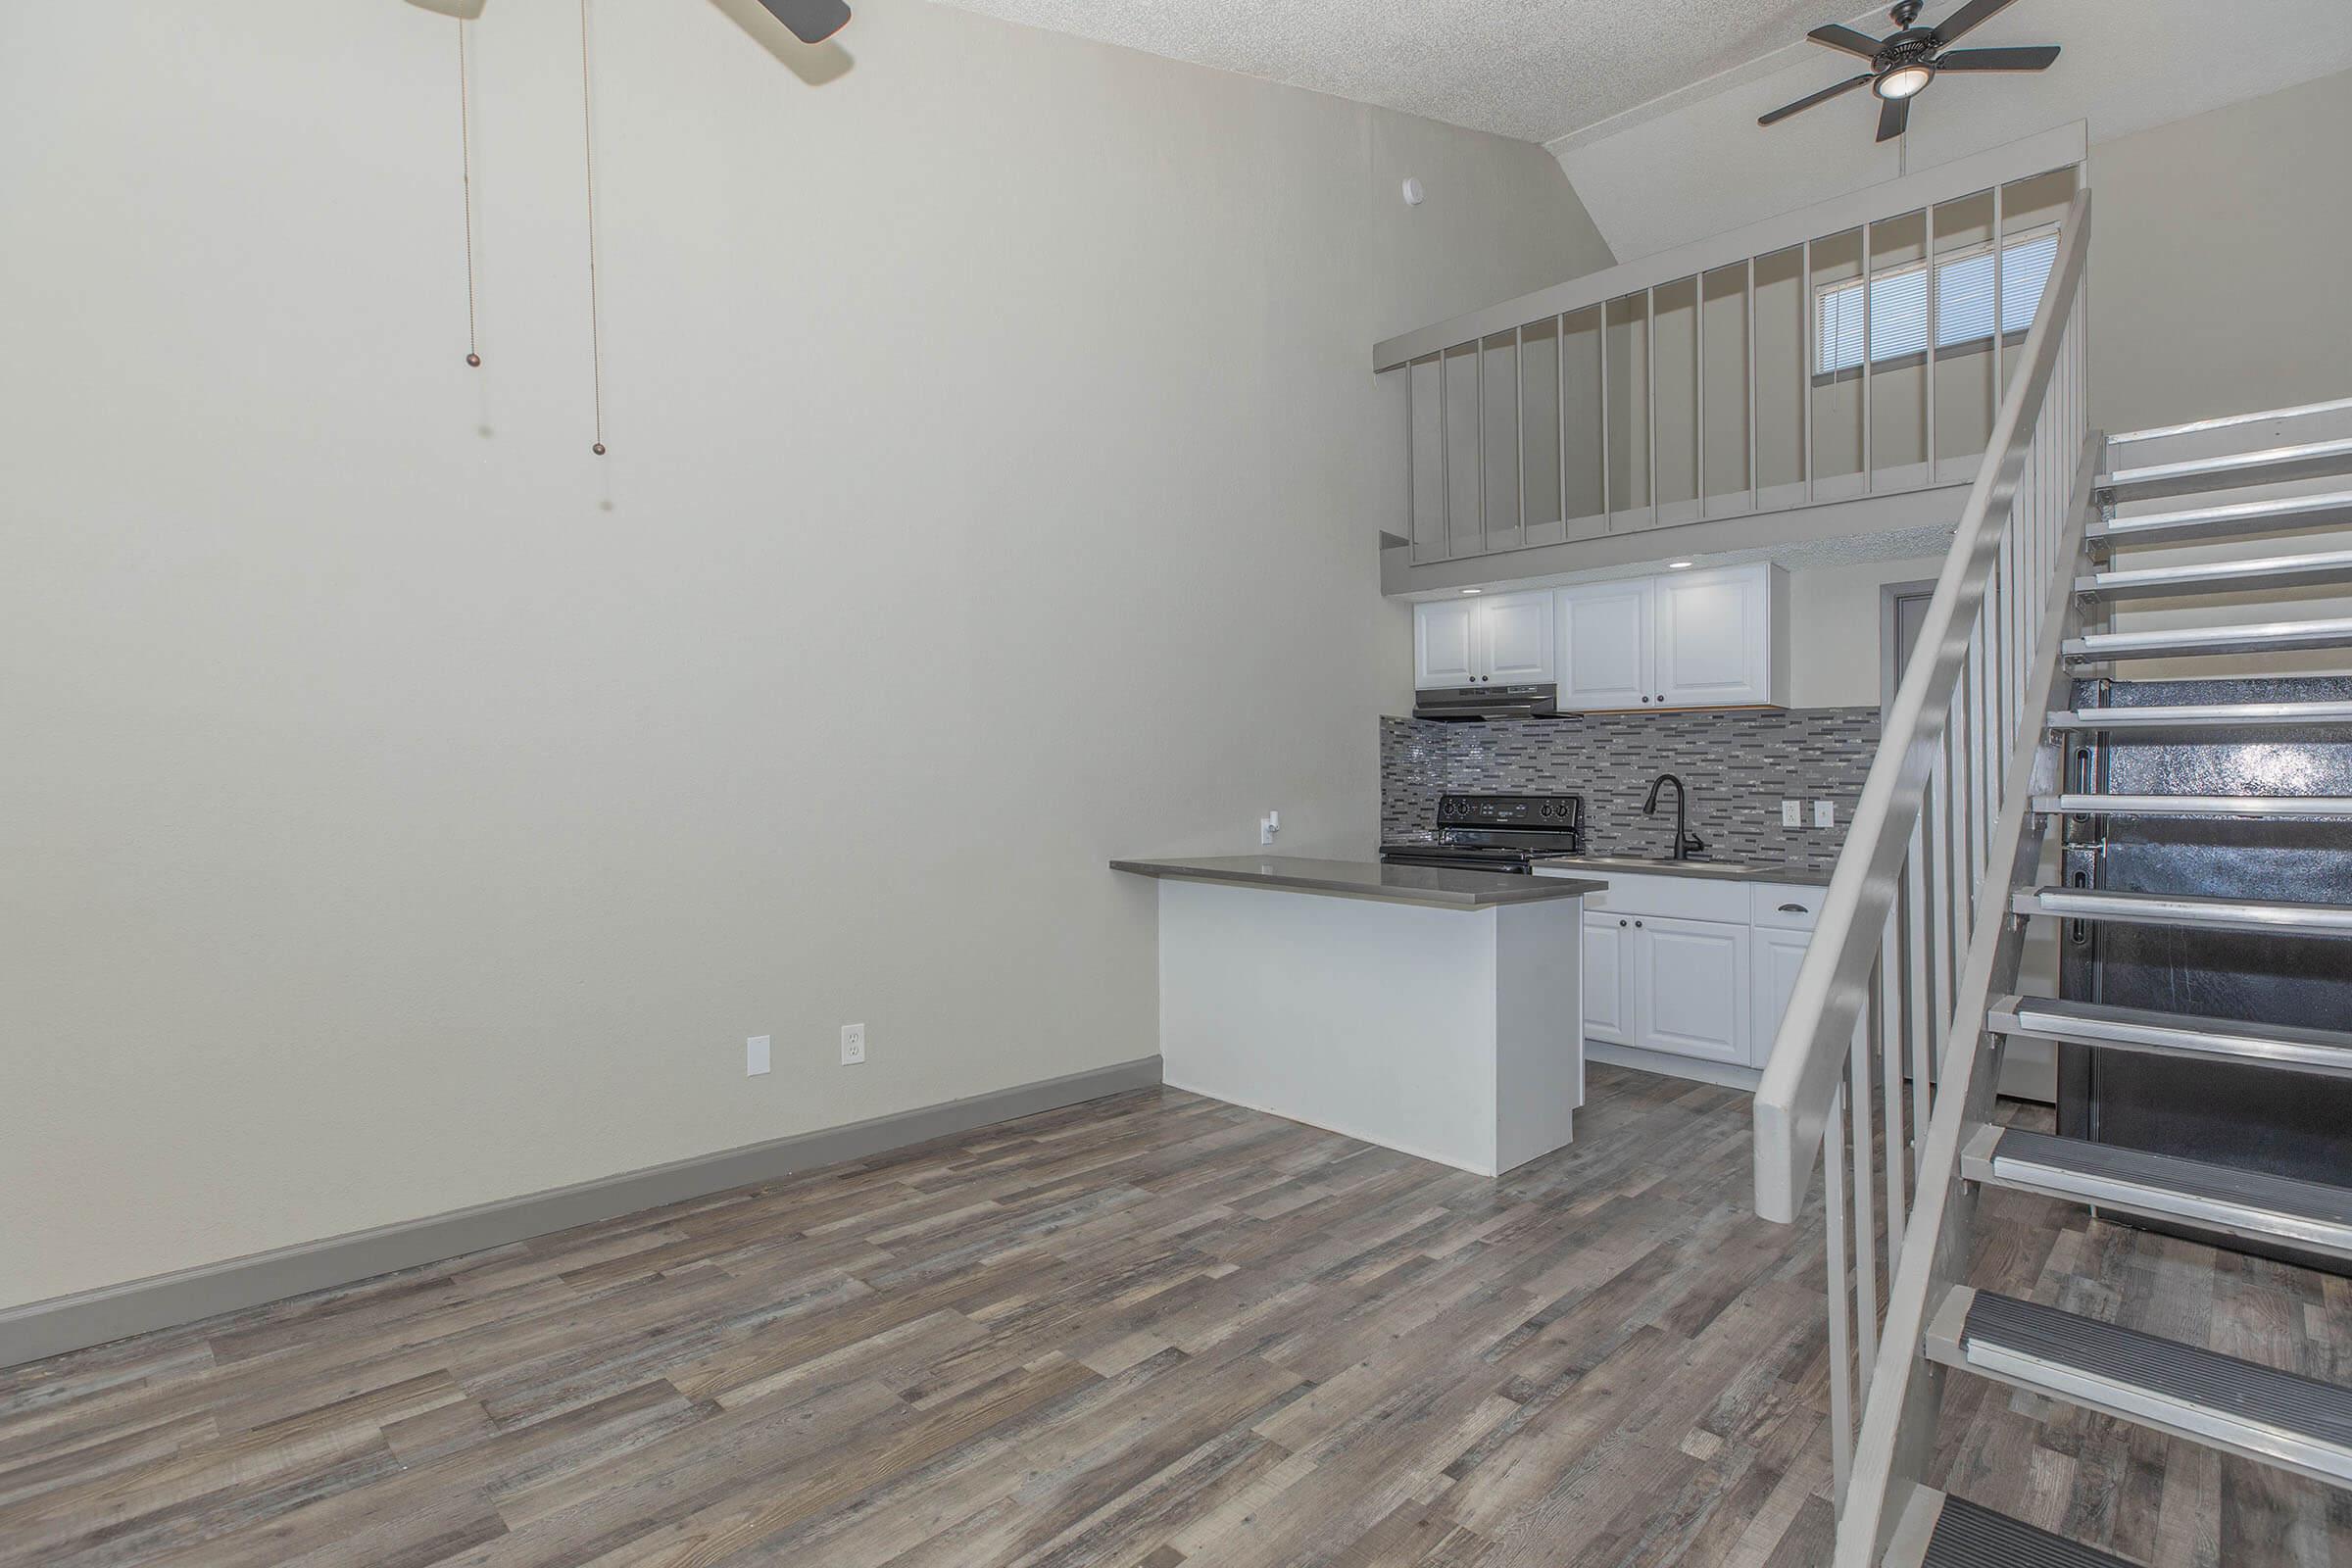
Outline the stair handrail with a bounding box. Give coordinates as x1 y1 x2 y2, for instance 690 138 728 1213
1753 187 2093 1225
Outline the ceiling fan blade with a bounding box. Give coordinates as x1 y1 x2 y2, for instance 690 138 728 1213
1807 24 1885 60
1758 74 1873 127
753 0 851 45
1935 45 2060 72
1877 93 1911 142
1931 0 2020 46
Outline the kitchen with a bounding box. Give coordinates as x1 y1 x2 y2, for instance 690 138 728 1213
1117 559 1884 1174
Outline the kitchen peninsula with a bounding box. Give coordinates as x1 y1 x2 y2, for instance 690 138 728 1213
1110 856 1604 1177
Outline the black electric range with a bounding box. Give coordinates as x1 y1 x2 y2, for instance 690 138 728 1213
1379 792 1587 874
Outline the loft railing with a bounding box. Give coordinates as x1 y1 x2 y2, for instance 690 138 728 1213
1748 184 2095 1538
1372 124 2086 566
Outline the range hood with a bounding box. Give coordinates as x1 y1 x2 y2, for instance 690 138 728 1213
1411 682 1564 722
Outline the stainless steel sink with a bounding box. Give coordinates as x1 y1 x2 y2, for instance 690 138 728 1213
1544 855 1769 875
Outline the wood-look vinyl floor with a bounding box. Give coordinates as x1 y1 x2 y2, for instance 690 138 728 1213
1 1066 2344 1567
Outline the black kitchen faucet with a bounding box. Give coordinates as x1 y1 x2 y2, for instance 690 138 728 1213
1642 773 1706 861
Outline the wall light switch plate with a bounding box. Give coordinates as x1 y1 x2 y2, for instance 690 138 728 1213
746 1035 770 1076
1814 800 1837 829
840 1023 866 1065
1781 800 1801 828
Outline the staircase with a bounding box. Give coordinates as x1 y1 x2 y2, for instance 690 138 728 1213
1751 181 2352 1566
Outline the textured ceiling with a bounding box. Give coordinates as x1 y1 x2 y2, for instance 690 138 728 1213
1558 0 2352 261
925 0 1858 145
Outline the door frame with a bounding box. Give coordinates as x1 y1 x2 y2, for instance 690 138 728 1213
1880 578 1938 723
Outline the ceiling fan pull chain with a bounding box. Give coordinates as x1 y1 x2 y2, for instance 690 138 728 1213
458 18 480 368
578 0 607 457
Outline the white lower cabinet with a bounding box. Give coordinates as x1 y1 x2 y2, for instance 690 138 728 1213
1753 928 1814 1068
1582 913 1632 1040
1559 870 1821 1078
1631 915 1749 1064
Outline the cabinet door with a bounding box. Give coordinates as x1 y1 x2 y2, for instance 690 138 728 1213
1413 600 1477 690
1478 591 1556 682
1630 915 1749 1063
1582 913 1631 1043
1752 928 1812 1069
1654 565 1769 707
1556 580 1655 710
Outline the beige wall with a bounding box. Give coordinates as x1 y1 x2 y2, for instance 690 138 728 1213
1787 555 1949 710
2090 67 2352 677
2088 68 2352 434
0 0 1612 1309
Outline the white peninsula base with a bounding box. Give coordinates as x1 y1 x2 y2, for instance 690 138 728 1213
1148 874 1587 1177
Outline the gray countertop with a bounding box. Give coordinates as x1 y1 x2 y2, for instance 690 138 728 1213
1111 856 1608 909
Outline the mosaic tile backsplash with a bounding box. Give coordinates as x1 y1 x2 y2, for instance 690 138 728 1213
1381 709 1883 875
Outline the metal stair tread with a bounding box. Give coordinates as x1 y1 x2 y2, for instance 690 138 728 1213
2011 887 2352 937
2044 700 2352 731
2076 547 2352 600
2087 490 2352 546
1970 1128 2352 1256
2109 396 2352 449
2098 437 2352 502
1916 1494 2134 1568
1989 994 2352 1077
2064 615 2352 662
2034 793 2352 818
1937 1290 2352 1483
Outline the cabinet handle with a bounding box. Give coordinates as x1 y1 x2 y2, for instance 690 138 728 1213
1778 903 1807 914
1634 919 1643 928
1618 918 1628 927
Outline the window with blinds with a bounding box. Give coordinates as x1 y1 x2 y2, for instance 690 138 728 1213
1814 228 2059 377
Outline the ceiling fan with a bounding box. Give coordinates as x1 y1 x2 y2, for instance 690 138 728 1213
1759 0 2059 143
401 0 851 46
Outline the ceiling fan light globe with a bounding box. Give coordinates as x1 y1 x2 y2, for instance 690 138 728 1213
1874 62 1934 99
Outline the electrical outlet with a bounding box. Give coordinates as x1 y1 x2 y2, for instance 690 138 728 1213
1259 809 1281 847
840 1023 866 1065
746 1035 770 1077
1814 800 1837 829
1781 800 1801 828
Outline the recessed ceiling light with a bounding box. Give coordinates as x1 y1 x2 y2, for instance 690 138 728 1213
1461 587 1483 595
1667 561 1694 570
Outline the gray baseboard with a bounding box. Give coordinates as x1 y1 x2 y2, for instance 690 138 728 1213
0 1055 1162 1372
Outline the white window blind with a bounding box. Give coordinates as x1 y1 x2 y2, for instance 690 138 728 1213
1815 229 2060 376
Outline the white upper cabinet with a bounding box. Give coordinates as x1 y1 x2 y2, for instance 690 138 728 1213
1412 591 1555 689
1556 579 1656 710
1653 564 1787 709
1557 564 1786 711
1478 591 1555 682
1413 599 1478 689
1415 565 1783 707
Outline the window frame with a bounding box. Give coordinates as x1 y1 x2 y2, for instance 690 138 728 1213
1809 221 2061 386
